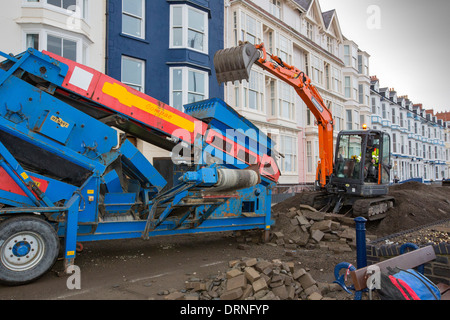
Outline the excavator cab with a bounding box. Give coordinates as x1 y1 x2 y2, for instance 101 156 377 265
332 129 391 197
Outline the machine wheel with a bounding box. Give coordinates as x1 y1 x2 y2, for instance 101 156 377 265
0 215 60 286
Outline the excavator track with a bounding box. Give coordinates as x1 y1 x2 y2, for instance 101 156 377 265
352 196 395 221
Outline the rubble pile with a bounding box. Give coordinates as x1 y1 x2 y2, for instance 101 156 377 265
162 257 344 300
269 204 373 254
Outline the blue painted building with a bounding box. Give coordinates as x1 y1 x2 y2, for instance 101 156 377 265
106 0 224 110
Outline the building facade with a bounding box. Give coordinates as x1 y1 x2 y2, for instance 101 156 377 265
224 0 346 187
0 0 106 73
370 77 447 183
342 39 371 132
106 0 224 162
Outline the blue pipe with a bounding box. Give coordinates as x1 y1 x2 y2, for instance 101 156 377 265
354 216 368 269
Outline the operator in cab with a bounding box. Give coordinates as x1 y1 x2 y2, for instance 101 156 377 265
364 137 379 182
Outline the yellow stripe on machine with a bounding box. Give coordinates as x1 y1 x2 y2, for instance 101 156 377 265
102 82 195 133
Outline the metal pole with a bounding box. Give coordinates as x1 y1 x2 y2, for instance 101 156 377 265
354 216 367 269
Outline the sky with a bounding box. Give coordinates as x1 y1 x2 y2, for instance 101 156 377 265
318 0 450 113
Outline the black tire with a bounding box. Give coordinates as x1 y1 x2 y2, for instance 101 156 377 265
0 215 60 286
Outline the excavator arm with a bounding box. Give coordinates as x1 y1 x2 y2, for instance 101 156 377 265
214 42 334 188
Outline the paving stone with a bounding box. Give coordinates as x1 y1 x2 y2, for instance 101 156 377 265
293 268 307 280
227 274 247 291
244 258 258 267
302 210 325 221
244 267 261 283
226 269 243 279
221 287 243 300
252 277 268 292
307 292 323 300
311 229 325 243
310 220 332 232
272 285 289 299
299 272 316 289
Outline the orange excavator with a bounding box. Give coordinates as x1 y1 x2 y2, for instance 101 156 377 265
214 42 395 220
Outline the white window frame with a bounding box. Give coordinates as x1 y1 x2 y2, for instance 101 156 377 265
170 4 209 54
23 0 88 20
121 55 146 93
122 0 145 39
280 135 297 174
23 28 85 64
278 81 294 121
169 67 209 111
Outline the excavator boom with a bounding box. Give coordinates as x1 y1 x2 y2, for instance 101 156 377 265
214 42 334 187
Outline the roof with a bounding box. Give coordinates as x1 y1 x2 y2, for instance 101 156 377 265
322 9 335 29
293 0 313 11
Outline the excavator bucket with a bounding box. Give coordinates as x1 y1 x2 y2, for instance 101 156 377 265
214 43 260 85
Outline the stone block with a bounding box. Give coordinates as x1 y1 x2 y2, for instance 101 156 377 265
227 274 247 291
221 287 243 300
244 267 261 283
299 272 316 289
310 220 332 232
296 214 310 226
307 292 323 300
255 260 272 272
293 268 307 280
311 229 325 243
272 285 289 300
302 210 325 221
252 277 268 292
244 258 258 267
226 269 243 279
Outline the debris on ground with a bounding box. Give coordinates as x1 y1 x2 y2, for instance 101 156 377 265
162 257 347 300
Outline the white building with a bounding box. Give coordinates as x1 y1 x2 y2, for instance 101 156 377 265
224 0 346 187
0 0 106 72
342 38 371 131
370 77 447 183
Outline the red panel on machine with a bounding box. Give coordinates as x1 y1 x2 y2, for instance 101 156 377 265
0 168 49 197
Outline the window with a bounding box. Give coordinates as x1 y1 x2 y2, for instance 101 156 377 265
26 34 39 50
171 5 208 53
344 45 350 66
327 37 333 54
246 70 263 111
280 135 297 173
279 82 293 119
269 0 281 19
122 0 145 39
324 63 330 89
358 84 364 104
358 55 363 74
306 21 313 40
47 0 76 10
121 56 145 92
332 67 341 93
344 76 351 98
311 55 322 84
278 35 290 64
333 104 343 132
371 97 376 114
170 67 208 111
346 109 353 130
240 12 261 45
47 34 77 61
307 141 312 173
